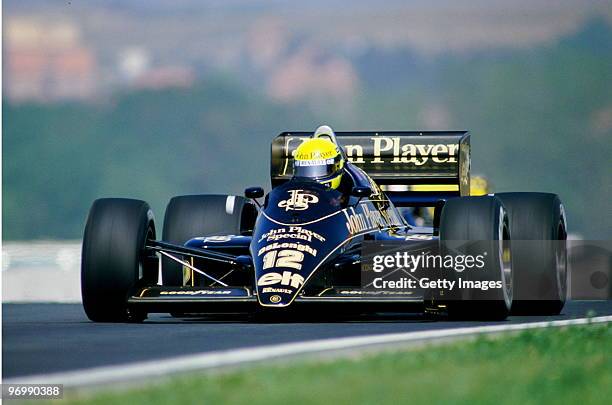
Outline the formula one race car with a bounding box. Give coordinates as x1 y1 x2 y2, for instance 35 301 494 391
81 130 568 322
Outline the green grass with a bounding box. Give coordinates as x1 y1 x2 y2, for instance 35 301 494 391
50 323 611 405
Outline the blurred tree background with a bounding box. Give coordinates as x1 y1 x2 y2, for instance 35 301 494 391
3 3 611 239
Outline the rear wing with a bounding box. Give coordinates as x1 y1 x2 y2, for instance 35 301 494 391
271 131 471 197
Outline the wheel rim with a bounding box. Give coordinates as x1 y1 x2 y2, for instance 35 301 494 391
555 220 568 301
498 208 512 308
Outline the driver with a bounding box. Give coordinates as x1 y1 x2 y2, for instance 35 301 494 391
293 126 346 190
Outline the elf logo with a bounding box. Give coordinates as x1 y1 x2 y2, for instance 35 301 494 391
257 271 304 289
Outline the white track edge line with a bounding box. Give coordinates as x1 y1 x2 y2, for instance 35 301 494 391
6 315 612 387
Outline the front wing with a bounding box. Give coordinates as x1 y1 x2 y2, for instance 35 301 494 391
128 286 424 314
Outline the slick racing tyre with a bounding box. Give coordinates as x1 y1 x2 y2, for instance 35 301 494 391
495 193 567 315
81 198 156 322
161 195 256 286
437 196 512 320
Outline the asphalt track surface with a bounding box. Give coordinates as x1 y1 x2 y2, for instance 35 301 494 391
4 301 612 379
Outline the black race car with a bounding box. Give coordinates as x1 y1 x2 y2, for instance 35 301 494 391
81 131 567 322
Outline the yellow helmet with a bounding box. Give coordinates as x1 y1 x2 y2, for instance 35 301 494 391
294 137 345 189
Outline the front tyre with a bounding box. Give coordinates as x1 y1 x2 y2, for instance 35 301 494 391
81 198 156 322
437 196 512 320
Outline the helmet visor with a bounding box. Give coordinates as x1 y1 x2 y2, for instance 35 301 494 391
294 157 343 181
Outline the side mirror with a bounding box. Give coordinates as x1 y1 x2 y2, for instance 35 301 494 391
245 186 264 199
351 186 372 198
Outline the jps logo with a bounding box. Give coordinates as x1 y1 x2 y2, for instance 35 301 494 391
278 190 319 211
258 271 305 289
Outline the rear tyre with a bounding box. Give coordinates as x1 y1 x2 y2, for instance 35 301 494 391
438 196 512 320
161 194 256 286
495 193 567 315
81 198 156 322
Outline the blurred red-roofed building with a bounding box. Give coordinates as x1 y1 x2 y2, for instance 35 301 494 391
4 18 97 103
